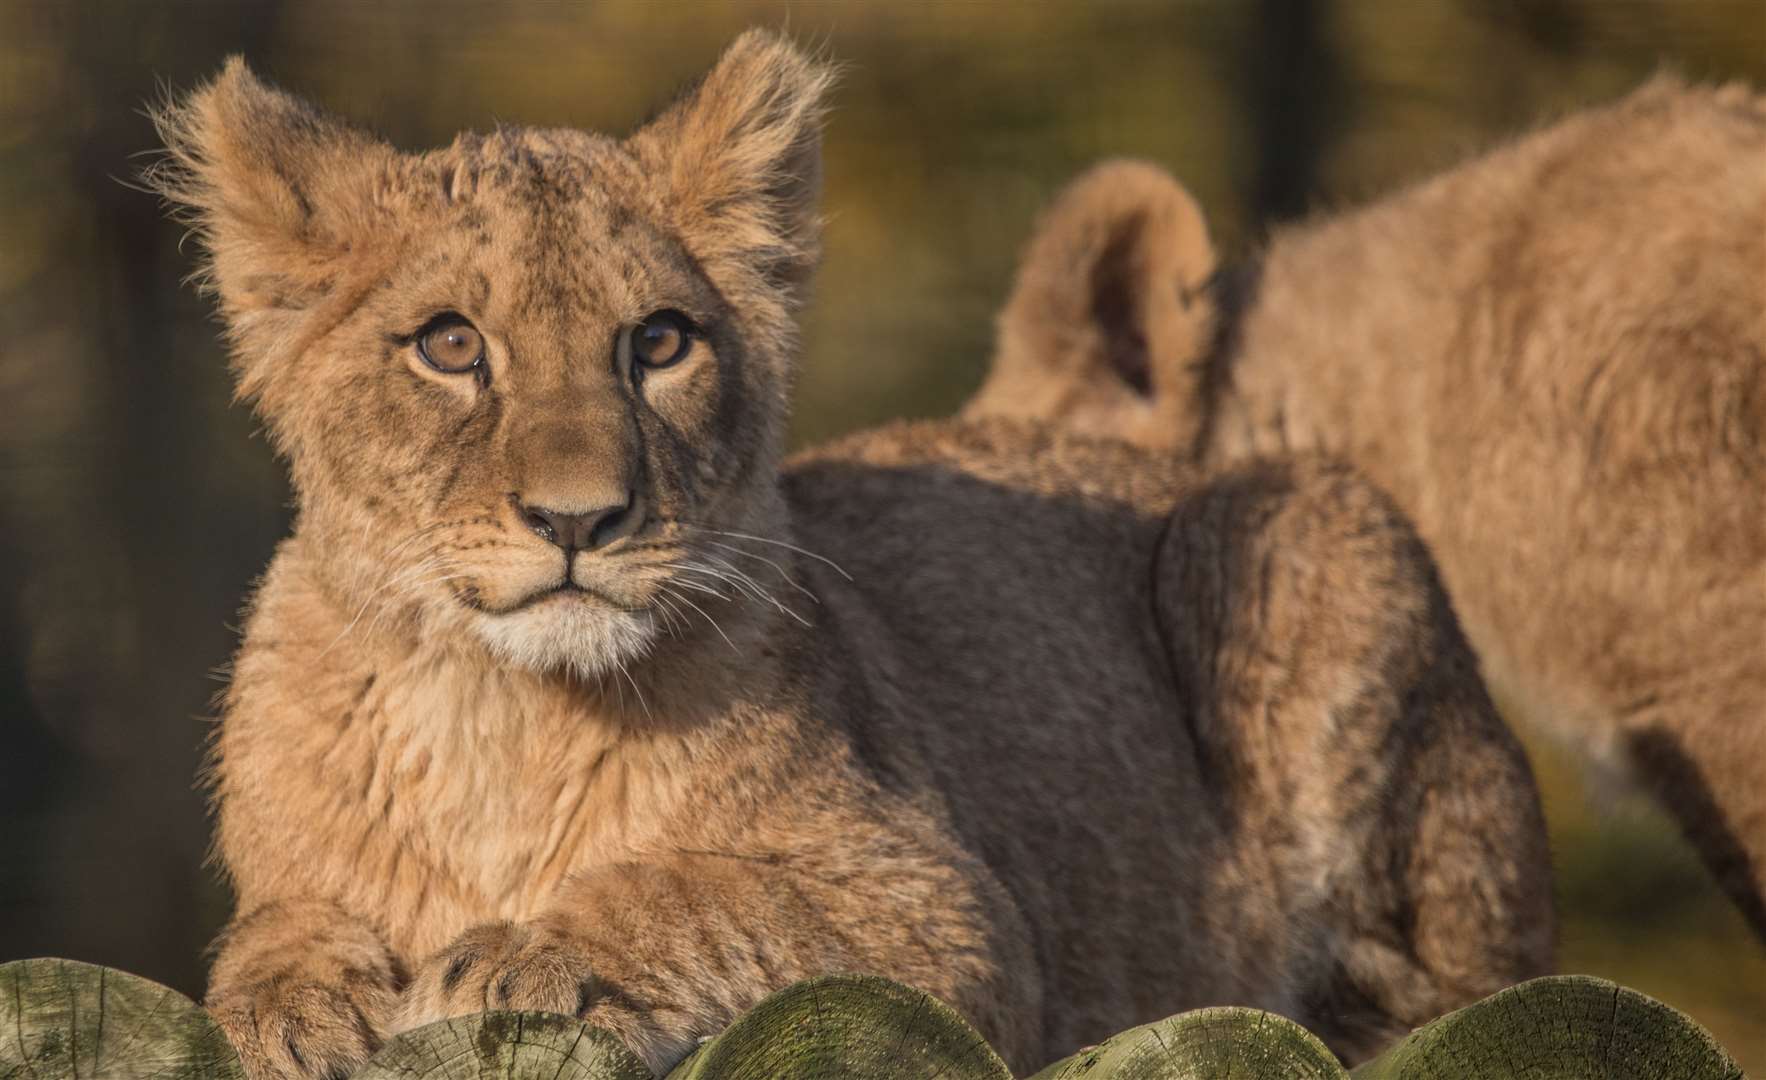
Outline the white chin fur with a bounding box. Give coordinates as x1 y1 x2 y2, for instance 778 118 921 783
472 600 656 680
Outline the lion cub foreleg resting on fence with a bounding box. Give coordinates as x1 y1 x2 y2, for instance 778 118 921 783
151 32 1551 1079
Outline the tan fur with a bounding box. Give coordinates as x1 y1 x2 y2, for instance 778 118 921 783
971 76 1766 936
151 33 1551 1079
973 160 1220 449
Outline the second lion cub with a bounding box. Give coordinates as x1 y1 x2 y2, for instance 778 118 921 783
968 79 1766 939
153 31 1551 1078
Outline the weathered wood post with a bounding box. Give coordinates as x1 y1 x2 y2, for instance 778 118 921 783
354 1011 651 1079
1027 1006 1342 1079
1349 975 1744 1080
2 961 1747 1079
0 958 244 1079
1027 975 1744 1080
665 974 1012 1080
356 974 1010 1079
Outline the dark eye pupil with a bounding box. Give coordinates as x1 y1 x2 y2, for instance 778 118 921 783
643 325 680 357
633 312 693 368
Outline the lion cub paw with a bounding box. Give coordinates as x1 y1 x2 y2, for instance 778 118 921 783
400 921 597 1027
209 979 386 1080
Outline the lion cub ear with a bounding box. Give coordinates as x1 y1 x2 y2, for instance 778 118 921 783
626 29 835 307
147 58 397 398
967 160 1219 452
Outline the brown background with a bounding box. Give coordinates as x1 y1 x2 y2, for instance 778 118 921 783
2 0 1762 1069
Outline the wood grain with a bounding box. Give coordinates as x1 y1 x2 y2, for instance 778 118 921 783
2 961 1744 1080
0 958 244 1080
1027 1005 1341 1079
666 974 1010 1080
1351 975 1745 1080
356 1010 649 1080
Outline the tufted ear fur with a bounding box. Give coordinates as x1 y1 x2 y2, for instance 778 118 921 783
147 57 400 401
626 29 835 312
965 160 1220 452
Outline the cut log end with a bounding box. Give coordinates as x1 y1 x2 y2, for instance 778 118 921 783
0 957 245 1080
1 961 1743 1080
666 973 1012 1080
1027 1005 1343 1080
355 1010 650 1079
1350 974 1745 1080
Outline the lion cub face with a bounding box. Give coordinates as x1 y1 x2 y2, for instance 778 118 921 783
151 34 832 677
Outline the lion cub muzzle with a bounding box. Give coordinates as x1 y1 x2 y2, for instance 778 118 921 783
505 397 646 555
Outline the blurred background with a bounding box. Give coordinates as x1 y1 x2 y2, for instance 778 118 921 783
2 0 1763 1069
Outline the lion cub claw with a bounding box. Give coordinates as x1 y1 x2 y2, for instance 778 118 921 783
400 921 598 1028
210 979 386 1080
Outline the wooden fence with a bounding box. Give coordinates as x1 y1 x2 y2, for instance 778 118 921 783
0 958 1744 1079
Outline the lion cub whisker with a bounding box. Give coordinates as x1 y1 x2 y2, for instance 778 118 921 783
654 583 739 654
678 556 812 628
682 524 854 582
319 554 459 658
615 660 652 721
649 593 688 639
700 540 822 605
702 552 814 611
657 569 735 603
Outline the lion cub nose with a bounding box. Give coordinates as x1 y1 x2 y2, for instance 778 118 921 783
515 493 642 552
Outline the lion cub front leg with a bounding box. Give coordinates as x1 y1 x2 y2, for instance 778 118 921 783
399 846 1039 1075
207 899 405 1080
398 859 839 1075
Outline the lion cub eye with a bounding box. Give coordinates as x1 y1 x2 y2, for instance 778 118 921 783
415 316 485 374
624 310 697 371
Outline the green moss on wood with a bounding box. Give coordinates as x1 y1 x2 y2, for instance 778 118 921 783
1350 975 1744 1080
666 974 1011 1080
0 958 244 1080
356 1009 650 1079
1027 1006 1342 1080
2 962 1746 1080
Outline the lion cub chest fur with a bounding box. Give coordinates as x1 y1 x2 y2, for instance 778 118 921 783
220 564 705 958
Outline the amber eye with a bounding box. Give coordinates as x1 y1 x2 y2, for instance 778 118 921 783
415 316 485 374
625 310 697 371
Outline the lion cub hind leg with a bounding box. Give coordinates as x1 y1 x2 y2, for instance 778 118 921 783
1153 456 1553 1061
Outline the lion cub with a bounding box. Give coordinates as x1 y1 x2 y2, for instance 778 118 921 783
152 32 1550 1079
967 80 1766 938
